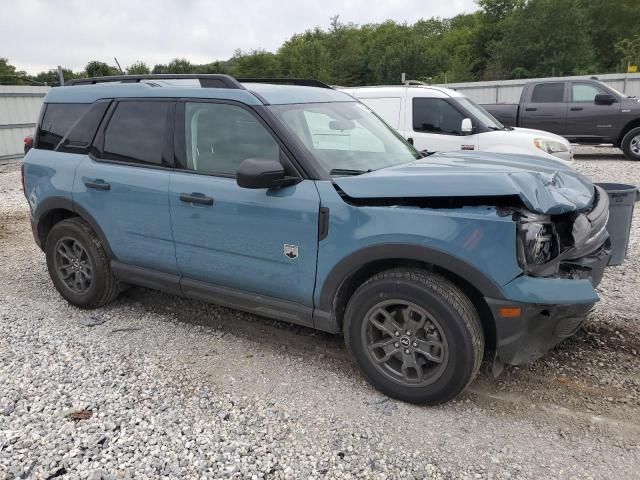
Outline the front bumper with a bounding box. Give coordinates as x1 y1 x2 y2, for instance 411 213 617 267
487 242 610 365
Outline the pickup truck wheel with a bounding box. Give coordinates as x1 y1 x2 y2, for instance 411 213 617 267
621 127 640 161
45 218 121 309
344 269 484 404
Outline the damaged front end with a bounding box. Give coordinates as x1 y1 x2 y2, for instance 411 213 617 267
512 185 611 283
491 186 612 367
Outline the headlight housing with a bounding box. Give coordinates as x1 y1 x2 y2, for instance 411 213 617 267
534 138 568 154
516 213 560 273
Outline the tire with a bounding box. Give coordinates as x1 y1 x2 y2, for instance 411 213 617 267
344 269 484 405
45 217 121 309
621 127 640 161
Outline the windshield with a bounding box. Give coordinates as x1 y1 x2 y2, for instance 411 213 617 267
269 102 420 175
455 97 505 130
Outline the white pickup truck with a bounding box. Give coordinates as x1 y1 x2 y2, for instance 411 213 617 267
339 83 574 165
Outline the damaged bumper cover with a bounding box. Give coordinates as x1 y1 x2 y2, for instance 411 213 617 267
489 186 612 365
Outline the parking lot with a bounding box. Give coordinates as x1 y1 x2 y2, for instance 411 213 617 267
1 149 639 479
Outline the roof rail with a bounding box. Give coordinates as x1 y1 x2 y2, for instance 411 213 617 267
237 78 333 89
404 79 430 86
67 74 246 89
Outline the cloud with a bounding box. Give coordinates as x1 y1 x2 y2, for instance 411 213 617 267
1 0 478 74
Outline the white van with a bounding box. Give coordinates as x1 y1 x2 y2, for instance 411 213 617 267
339 84 574 165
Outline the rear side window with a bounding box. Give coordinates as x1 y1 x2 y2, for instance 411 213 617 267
103 101 169 166
530 83 565 103
413 98 465 135
37 103 90 150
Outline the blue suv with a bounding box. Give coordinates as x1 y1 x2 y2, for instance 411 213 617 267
24 74 616 404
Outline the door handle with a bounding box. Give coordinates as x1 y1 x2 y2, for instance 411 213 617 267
570 107 583 111
525 107 537 111
84 179 110 191
180 192 214 206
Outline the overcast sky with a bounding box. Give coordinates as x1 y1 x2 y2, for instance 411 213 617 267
2 0 478 75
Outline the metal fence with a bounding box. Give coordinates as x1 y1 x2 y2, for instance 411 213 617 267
0 86 50 161
437 72 640 104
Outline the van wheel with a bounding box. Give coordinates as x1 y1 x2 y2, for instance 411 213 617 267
621 127 640 161
45 217 121 309
344 269 484 404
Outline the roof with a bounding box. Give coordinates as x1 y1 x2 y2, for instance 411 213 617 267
340 85 464 99
43 80 355 106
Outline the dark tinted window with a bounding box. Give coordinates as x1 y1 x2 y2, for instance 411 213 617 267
183 102 279 176
57 101 110 154
413 98 465 135
103 101 169 166
37 103 89 150
531 83 565 103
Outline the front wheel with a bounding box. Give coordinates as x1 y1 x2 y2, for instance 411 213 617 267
621 127 640 161
344 269 484 404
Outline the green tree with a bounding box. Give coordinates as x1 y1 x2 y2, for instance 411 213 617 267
0 58 28 84
85 60 118 77
231 49 282 77
127 61 150 74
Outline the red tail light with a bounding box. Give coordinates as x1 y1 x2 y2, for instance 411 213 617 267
24 135 34 147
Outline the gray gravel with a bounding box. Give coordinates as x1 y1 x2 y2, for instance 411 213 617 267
1 154 639 479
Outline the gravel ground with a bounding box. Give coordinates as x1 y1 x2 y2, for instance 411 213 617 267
1 151 639 479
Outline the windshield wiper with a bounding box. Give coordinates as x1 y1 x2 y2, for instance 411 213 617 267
329 168 372 176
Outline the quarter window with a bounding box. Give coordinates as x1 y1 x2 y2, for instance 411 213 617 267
103 101 169 166
572 83 605 102
530 83 565 103
37 103 90 150
183 102 280 176
413 98 465 135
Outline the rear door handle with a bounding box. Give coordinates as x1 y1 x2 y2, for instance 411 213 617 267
570 107 583 111
179 192 214 206
525 107 537 111
84 179 110 191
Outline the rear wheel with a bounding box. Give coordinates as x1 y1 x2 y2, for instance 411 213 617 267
45 218 120 308
621 127 640 161
344 269 484 404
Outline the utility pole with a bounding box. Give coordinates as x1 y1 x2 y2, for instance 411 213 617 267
57 66 64 86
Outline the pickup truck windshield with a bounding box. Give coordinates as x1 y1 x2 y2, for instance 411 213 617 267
269 102 420 175
456 97 505 130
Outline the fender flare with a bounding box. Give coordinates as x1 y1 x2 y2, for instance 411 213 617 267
33 196 116 259
317 243 506 314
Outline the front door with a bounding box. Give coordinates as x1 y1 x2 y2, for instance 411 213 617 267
565 81 620 142
406 97 479 153
169 100 320 307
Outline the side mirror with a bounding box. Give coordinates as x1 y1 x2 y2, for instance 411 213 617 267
236 158 298 189
461 118 473 134
594 94 615 105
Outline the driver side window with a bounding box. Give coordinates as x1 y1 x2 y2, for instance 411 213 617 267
572 83 605 103
183 102 280 177
413 98 465 135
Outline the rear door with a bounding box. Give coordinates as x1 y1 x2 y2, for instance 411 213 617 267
519 82 567 134
565 81 620 141
73 99 178 274
169 100 320 308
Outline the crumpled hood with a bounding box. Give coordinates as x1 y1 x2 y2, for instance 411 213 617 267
333 151 595 215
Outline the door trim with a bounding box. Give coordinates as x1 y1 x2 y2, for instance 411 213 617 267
110 260 316 328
